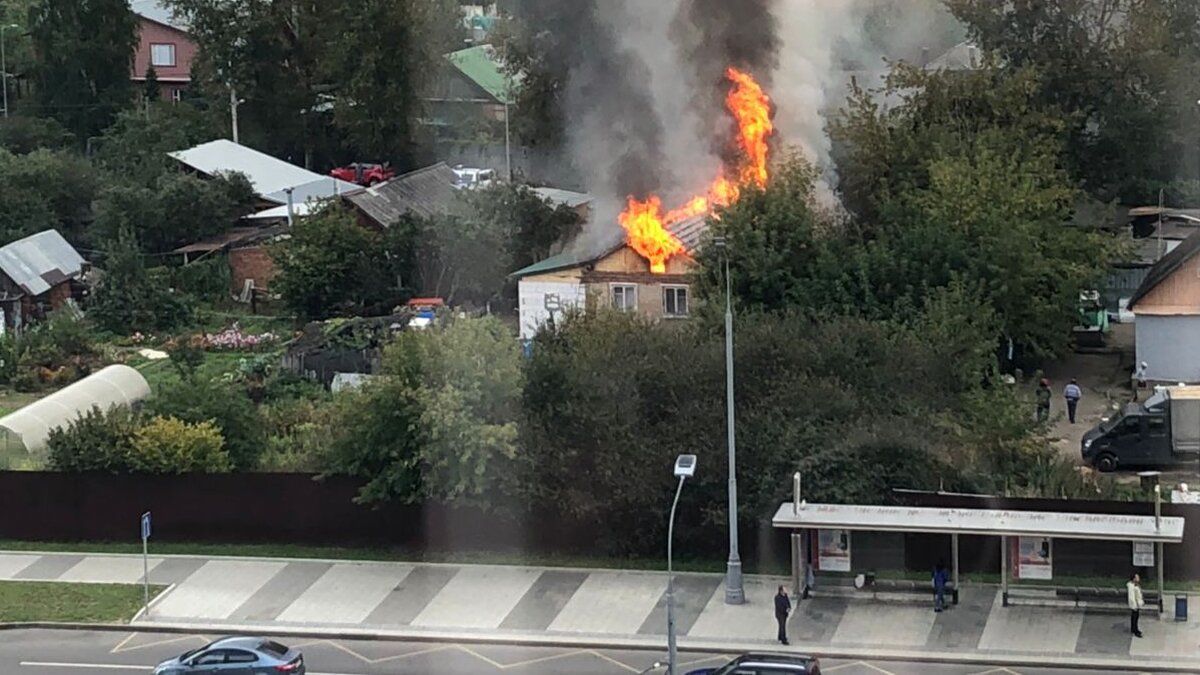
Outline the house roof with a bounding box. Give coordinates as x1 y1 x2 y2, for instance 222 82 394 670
510 214 707 279
172 226 285 254
343 163 461 227
1128 229 1200 311
168 139 359 204
445 45 513 105
130 0 186 31
0 230 85 297
533 187 593 209
926 41 980 71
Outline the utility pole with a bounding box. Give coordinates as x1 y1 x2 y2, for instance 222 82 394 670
229 84 240 144
716 237 744 604
1 24 17 119
502 39 512 182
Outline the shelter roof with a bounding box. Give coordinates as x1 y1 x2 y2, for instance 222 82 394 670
772 502 1184 543
0 230 85 296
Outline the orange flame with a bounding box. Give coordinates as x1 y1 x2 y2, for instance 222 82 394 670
618 67 772 274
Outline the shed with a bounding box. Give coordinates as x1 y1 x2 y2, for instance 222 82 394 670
1128 230 1200 381
342 163 461 230
0 230 86 332
0 365 151 456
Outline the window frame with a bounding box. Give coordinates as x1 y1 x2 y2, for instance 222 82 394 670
150 42 177 68
662 285 689 317
611 283 637 312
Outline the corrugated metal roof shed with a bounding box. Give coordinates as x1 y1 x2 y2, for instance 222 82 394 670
344 163 462 227
0 230 85 297
169 139 358 203
0 365 151 455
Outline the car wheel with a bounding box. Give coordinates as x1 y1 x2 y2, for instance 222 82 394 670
1095 453 1118 472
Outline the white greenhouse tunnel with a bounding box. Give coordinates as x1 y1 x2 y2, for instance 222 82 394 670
0 364 151 456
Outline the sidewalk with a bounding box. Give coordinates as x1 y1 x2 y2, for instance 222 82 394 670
1 550 1198 670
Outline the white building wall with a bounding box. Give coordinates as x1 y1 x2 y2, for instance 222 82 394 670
1135 315 1200 383
518 280 586 340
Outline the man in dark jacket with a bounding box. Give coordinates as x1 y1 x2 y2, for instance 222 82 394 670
775 585 791 645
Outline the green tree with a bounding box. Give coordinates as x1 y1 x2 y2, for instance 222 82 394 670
88 228 192 333
323 316 521 506
94 104 220 185
0 147 98 243
0 116 75 154
28 0 138 141
142 66 162 103
129 416 230 474
271 204 408 319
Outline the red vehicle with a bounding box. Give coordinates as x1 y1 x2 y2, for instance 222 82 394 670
330 162 395 186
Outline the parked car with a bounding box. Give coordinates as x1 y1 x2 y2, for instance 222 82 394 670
330 162 394 186
452 165 496 189
685 652 820 675
153 637 304 674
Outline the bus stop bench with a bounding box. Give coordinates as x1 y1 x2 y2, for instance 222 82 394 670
857 578 959 605
1004 586 1160 612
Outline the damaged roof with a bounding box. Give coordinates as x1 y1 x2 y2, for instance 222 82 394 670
343 163 461 227
510 214 707 279
0 230 85 296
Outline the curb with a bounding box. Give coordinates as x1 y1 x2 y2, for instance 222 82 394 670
1 621 1196 673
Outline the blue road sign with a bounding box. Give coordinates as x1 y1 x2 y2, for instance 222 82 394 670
141 512 151 541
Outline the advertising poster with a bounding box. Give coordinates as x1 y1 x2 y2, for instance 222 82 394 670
1012 536 1053 580
816 529 851 572
1133 541 1155 567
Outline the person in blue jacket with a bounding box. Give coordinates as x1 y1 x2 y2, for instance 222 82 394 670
933 562 949 612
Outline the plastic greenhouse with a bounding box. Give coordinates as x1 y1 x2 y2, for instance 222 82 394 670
0 364 151 456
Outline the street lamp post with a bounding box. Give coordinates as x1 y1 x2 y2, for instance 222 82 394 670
667 454 697 675
1 24 18 119
714 237 744 604
501 39 512 182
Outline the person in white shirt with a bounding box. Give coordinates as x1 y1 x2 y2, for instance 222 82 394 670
1064 379 1083 423
1127 573 1144 638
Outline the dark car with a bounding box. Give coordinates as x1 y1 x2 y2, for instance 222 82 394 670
153 636 304 675
685 652 820 675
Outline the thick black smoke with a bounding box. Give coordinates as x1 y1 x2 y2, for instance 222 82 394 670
671 0 781 167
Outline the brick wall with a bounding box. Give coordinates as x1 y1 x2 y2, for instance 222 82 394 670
229 246 276 294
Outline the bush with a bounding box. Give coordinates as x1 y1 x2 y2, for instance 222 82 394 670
47 406 141 473
258 398 335 472
130 416 231 474
147 377 265 470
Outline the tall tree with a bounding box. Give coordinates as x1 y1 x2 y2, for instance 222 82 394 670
27 0 138 141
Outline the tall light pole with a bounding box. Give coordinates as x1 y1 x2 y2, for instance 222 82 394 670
667 454 697 675
714 236 744 604
1 24 18 119
501 39 512 182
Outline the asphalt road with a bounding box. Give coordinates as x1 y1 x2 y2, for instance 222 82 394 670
0 629 1154 675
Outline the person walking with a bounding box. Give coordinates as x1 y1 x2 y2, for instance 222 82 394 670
1127 573 1144 638
1035 378 1052 422
774 585 791 645
1064 378 1083 424
932 562 948 612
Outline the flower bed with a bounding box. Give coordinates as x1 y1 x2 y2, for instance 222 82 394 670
201 324 278 351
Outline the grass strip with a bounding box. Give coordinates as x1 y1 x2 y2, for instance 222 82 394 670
0 580 164 623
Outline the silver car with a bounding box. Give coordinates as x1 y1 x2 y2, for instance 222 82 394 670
153 636 305 675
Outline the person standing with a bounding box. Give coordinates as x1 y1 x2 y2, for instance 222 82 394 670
1035 378 1052 422
932 562 948 612
1127 573 1144 638
1064 379 1083 424
774 585 791 645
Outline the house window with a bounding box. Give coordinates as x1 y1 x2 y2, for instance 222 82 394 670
151 43 176 67
612 284 637 312
663 286 689 317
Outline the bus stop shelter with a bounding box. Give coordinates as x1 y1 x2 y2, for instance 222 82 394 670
772 501 1186 608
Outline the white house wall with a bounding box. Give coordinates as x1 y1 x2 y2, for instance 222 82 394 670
1136 315 1200 383
518 280 586 340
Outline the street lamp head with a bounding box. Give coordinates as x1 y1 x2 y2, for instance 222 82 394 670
674 454 697 479
713 235 727 252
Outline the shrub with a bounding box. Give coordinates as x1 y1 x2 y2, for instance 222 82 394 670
147 377 265 470
130 416 231 474
47 406 141 472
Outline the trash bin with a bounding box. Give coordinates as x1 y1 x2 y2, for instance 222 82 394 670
1176 594 1188 622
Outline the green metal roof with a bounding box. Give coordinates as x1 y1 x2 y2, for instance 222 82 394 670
445 45 513 105
510 227 625 279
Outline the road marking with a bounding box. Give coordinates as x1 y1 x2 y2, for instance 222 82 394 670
109 632 207 654
968 669 1023 675
322 639 454 664
20 663 152 671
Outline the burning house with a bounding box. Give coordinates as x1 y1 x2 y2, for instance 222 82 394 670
513 67 772 340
